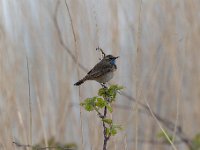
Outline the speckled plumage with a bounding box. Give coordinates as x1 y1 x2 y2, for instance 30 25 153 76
74 55 118 86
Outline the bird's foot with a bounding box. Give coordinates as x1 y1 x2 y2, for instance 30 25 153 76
100 83 107 88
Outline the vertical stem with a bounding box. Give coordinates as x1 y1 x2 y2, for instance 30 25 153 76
26 55 32 150
65 0 84 149
103 125 107 150
103 136 108 150
103 106 108 150
135 0 143 149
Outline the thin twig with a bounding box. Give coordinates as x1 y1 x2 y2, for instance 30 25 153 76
171 32 185 147
96 47 106 58
102 91 111 150
26 55 32 148
127 138 183 145
135 0 143 149
13 141 75 150
53 0 87 72
94 106 103 118
65 0 76 43
64 1 84 150
143 93 178 150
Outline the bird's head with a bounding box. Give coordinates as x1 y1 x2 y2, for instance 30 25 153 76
104 55 119 65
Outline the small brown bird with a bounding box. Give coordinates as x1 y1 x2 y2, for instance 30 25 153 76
74 55 119 86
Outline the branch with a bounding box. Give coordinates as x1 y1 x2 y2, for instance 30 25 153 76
102 106 110 150
94 106 104 118
127 138 183 145
102 89 113 150
13 141 75 150
26 55 32 146
96 47 106 58
53 0 87 72
64 0 76 43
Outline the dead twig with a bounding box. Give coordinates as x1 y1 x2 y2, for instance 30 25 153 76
96 47 106 58
26 55 32 147
13 141 75 150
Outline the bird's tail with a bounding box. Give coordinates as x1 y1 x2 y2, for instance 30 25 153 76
74 78 86 86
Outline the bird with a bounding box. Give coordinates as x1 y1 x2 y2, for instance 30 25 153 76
74 55 119 86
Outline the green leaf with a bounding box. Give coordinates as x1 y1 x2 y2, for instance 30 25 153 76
98 88 107 97
106 128 110 136
110 85 124 91
104 102 113 112
191 133 200 150
95 98 106 108
84 98 96 105
81 97 97 112
84 104 94 111
80 102 85 106
157 130 173 144
102 118 113 125
110 128 117 136
106 105 113 113
107 85 124 101
112 124 123 130
98 85 124 102
105 124 123 137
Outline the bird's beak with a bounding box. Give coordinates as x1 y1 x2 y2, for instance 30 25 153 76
114 56 119 59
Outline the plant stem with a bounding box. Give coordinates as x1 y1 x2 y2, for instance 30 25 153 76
103 106 107 150
102 106 110 150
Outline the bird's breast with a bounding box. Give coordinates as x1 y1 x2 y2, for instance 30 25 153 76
95 71 114 83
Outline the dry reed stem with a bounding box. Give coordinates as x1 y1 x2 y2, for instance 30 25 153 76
142 92 178 150
13 141 75 150
26 55 32 150
169 47 181 146
124 134 128 150
36 96 48 149
16 110 29 150
64 0 84 149
135 0 143 149
53 0 87 72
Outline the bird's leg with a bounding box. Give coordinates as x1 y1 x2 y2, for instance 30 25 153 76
116 90 121 95
100 83 107 89
96 47 106 59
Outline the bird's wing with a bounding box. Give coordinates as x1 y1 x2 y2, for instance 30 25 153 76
86 62 112 79
88 67 112 79
87 60 103 75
